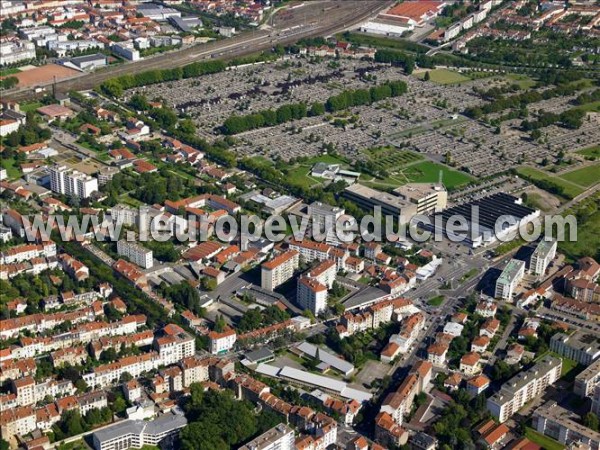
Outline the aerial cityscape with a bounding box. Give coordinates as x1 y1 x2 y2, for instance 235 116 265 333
0 0 599 450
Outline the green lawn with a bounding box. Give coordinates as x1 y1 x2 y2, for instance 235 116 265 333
403 161 473 190
284 154 349 188
516 166 584 199
415 68 471 84
19 101 43 113
0 157 21 179
559 206 600 262
428 295 445 306
525 427 565 450
0 67 21 77
559 163 600 188
339 32 429 53
576 145 600 159
572 100 600 113
505 73 536 89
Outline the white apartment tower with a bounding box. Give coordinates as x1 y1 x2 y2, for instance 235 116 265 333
50 165 98 199
117 240 153 269
529 240 557 276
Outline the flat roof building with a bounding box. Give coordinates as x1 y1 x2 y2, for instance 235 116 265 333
533 401 600 450
530 239 557 276
487 356 562 423
427 193 539 248
92 413 187 450
238 423 294 450
551 331 600 366
495 259 526 300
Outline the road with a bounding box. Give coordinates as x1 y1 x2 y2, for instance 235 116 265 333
4 0 392 101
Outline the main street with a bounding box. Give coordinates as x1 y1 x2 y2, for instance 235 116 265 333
4 0 393 101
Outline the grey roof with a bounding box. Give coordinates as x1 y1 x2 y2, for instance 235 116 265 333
342 285 388 310
257 364 372 403
295 342 355 375
245 347 274 363
70 53 107 64
238 424 293 450
93 414 187 444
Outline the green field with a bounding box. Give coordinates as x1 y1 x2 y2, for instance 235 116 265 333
415 68 471 84
339 32 429 53
559 163 600 188
0 157 21 179
559 199 600 262
19 101 43 113
428 295 445 306
403 161 473 190
285 154 349 188
576 145 600 159
573 100 600 113
516 166 584 199
0 67 21 77
525 427 565 450
505 73 536 89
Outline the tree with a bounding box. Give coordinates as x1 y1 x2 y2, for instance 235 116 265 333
424 71 431 81
583 412 599 431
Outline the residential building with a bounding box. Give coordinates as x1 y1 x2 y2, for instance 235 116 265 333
208 327 237 355
308 201 345 245
487 356 562 422
153 324 195 366
530 240 557 276
117 240 153 269
427 343 449 367
261 251 299 291
574 358 600 397
297 277 328 316
238 423 295 450
550 331 600 366
533 401 600 450
495 259 526 300
91 413 187 450
49 165 98 199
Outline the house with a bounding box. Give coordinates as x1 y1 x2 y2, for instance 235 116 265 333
427 343 448 367
460 352 481 375
467 375 490 396
471 335 490 353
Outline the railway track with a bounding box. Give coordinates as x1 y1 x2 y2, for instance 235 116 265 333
4 0 392 101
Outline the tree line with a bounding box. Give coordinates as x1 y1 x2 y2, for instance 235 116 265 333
221 80 407 135
465 82 587 119
100 60 227 98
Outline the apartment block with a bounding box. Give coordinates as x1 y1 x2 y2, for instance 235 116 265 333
308 201 345 245
487 356 562 422
117 240 153 269
574 358 600 397
208 327 237 355
153 324 195 366
529 240 557 276
50 165 98 199
550 331 600 366
495 259 526 300
533 401 600 450
297 277 328 316
238 423 295 450
261 250 299 291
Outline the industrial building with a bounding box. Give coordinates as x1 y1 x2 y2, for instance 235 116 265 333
426 193 540 248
